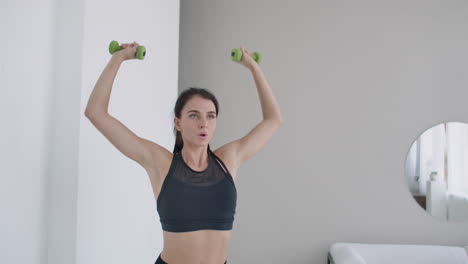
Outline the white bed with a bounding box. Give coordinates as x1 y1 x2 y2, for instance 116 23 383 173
328 243 468 264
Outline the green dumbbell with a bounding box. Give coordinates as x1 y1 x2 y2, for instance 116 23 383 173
109 40 146 60
230 48 261 64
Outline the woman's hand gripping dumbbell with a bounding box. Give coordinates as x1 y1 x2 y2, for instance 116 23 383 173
109 40 146 61
231 46 262 66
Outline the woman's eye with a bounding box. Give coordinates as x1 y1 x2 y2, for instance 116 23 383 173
189 114 215 119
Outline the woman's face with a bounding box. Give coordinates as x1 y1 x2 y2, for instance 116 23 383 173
175 96 217 147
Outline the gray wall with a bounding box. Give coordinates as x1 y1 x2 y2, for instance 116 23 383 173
178 0 468 263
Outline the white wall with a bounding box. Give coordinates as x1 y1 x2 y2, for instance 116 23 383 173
1 0 179 263
178 0 468 263
77 0 179 263
1 0 56 263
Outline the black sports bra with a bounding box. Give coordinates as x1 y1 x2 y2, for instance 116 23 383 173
156 149 237 232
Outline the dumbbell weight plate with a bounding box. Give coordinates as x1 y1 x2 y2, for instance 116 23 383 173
109 40 122 54
231 48 243 62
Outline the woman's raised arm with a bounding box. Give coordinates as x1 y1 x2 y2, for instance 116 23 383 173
216 46 283 168
84 43 170 171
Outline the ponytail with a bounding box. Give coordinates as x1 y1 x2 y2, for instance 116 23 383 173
172 130 184 154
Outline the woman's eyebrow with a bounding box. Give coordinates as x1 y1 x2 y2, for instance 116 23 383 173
187 110 216 114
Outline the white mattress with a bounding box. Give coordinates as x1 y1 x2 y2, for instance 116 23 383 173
330 243 468 264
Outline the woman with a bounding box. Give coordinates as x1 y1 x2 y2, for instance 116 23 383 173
84 42 283 264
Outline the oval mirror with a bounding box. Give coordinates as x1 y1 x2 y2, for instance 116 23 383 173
405 122 468 222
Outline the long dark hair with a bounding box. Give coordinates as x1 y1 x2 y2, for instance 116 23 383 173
172 87 219 154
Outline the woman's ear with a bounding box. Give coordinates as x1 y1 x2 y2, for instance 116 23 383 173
174 117 181 131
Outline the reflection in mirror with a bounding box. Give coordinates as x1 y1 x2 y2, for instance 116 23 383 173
405 122 468 222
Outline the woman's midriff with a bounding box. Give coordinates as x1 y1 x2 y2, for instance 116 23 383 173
160 229 231 264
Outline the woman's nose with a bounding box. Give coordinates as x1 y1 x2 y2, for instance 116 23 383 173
199 118 208 127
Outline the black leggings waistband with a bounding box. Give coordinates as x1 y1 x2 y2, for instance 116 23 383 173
155 253 227 264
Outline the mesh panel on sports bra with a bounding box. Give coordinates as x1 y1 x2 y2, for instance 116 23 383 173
172 152 226 187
